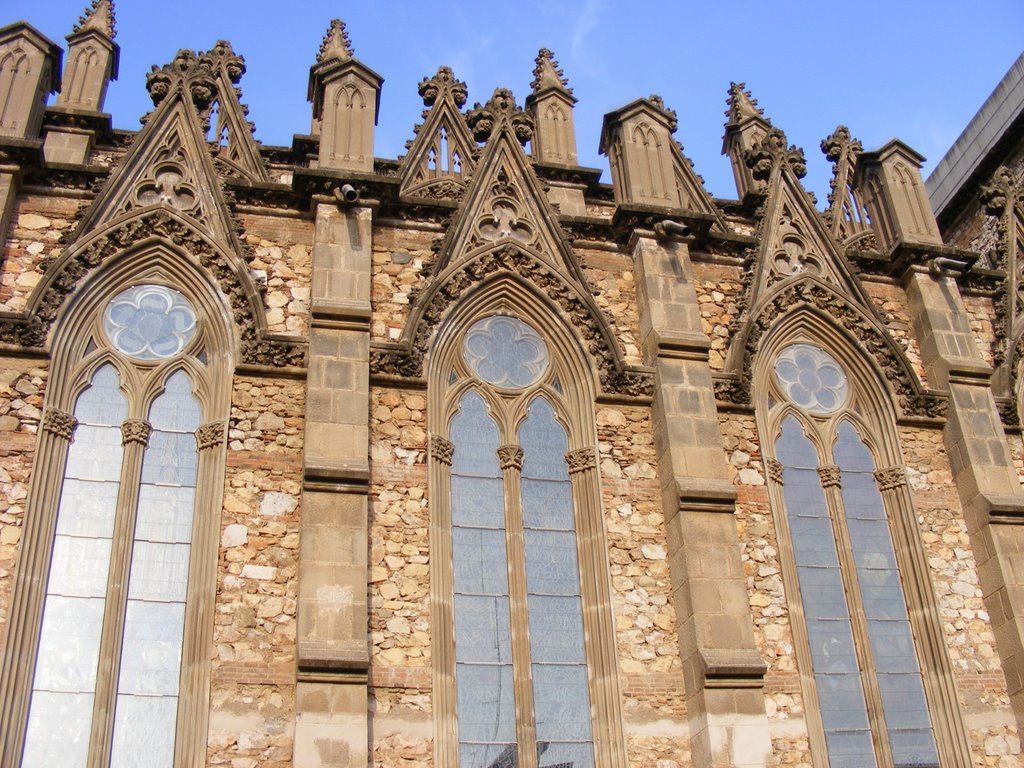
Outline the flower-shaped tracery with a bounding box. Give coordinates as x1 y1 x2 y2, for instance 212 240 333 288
463 315 549 389
774 344 848 414
103 285 197 360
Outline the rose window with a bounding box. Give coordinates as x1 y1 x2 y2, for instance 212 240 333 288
103 285 197 360
774 344 848 414
463 316 549 389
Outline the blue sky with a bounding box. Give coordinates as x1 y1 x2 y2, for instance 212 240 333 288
7 1 1024 204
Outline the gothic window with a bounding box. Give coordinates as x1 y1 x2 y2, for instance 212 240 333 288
0 273 231 767
430 310 626 768
761 341 966 768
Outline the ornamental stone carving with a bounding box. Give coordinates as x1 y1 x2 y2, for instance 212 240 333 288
717 280 944 418
121 419 153 447
2 210 305 368
195 421 226 451
370 245 653 399
497 445 524 471
817 465 842 488
466 87 534 145
765 457 784 485
430 434 454 466
874 466 907 492
42 408 78 441
745 127 807 185
565 447 597 475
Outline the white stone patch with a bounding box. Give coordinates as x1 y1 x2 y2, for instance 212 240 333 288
222 524 248 548
241 564 277 581
260 491 297 517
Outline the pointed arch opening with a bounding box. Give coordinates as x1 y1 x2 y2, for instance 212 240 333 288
754 316 971 768
0 243 235 767
427 279 627 768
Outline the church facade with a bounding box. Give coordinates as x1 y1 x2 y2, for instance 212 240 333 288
0 3 1022 767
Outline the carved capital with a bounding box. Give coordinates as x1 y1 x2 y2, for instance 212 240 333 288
565 447 597 475
121 419 152 447
497 445 524 471
42 408 78 441
817 465 842 488
874 466 907 492
765 457 784 485
195 421 226 451
430 434 454 466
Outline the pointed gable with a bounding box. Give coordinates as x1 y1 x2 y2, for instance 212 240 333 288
204 40 268 181
71 45 249 245
399 66 476 199
433 86 585 282
743 126 874 309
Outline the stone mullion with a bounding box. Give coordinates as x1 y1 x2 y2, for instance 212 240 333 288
174 420 227 768
872 466 973 767
498 444 538 768
88 418 152 768
817 466 895 768
0 408 77 768
429 435 458 767
565 446 628 768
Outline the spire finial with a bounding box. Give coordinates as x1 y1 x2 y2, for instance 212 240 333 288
73 0 116 38
725 82 765 126
531 48 572 95
317 18 354 63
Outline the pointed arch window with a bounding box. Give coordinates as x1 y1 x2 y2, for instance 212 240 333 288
1 279 230 768
762 342 968 768
431 312 626 768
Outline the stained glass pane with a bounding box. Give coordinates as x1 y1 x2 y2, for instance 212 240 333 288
463 316 549 389
25 364 126 768
450 392 515 759
455 663 516 744
776 417 876 768
103 285 197 361
111 371 200 764
774 344 849 414
835 423 938 767
520 398 593 764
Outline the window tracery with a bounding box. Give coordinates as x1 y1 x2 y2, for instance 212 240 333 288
759 336 968 768
0 269 231 768
429 302 626 768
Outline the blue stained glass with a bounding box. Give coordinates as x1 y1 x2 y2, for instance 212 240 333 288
103 285 196 361
463 316 549 389
834 422 938 765
25 365 127 768
776 417 873 764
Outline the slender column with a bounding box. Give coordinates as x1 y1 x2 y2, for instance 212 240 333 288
88 418 151 768
0 408 77 768
175 420 227 768
565 446 628 768
428 435 457 767
498 444 538 768
633 232 771 768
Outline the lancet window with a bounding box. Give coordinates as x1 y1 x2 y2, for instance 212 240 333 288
761 341 958 768
430 309 626 768
0 269 231 768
